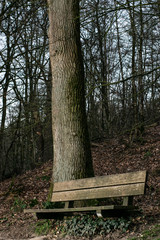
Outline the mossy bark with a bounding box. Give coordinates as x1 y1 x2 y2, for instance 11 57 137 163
47 0 94 183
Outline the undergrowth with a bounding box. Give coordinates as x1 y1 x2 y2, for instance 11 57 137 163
35 220 52 236
35 215 131 237
11 198 27 212
128 224 160 240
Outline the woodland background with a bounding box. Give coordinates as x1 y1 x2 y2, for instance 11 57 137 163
0 0 160 180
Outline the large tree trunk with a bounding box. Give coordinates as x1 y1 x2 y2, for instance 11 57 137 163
47 0 94 183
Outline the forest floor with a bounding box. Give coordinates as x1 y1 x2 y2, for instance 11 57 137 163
0 124 160 240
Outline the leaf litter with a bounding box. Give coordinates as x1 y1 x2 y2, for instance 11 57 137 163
0 125 160 239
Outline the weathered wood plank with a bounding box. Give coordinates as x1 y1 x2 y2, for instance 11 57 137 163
53 171 146 192
52 183 145 202
24 205 134 214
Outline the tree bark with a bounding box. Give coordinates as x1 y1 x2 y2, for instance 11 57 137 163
47 0 94 182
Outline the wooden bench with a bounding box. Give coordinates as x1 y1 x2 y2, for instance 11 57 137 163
24 170 147 218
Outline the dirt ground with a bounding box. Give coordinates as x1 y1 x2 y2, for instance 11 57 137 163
0 124 160 240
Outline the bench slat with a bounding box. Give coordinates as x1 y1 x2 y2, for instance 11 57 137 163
53 171 146 192
24 205 134 214
52 182 145 202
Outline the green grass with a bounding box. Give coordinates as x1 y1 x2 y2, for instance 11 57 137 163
35 220 52 236
11 198 27 212
128 224 160 240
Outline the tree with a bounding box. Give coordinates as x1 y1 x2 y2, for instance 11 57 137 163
1 0 159 180
0 0 51 180
47 0 94 183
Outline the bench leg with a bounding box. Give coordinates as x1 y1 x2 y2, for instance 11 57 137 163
123 196 133 206
96 210 102 218
65 201 74 208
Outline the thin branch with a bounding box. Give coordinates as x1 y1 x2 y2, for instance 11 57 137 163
86 67 160 98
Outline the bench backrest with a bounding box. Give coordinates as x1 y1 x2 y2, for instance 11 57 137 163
51 171 147 202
